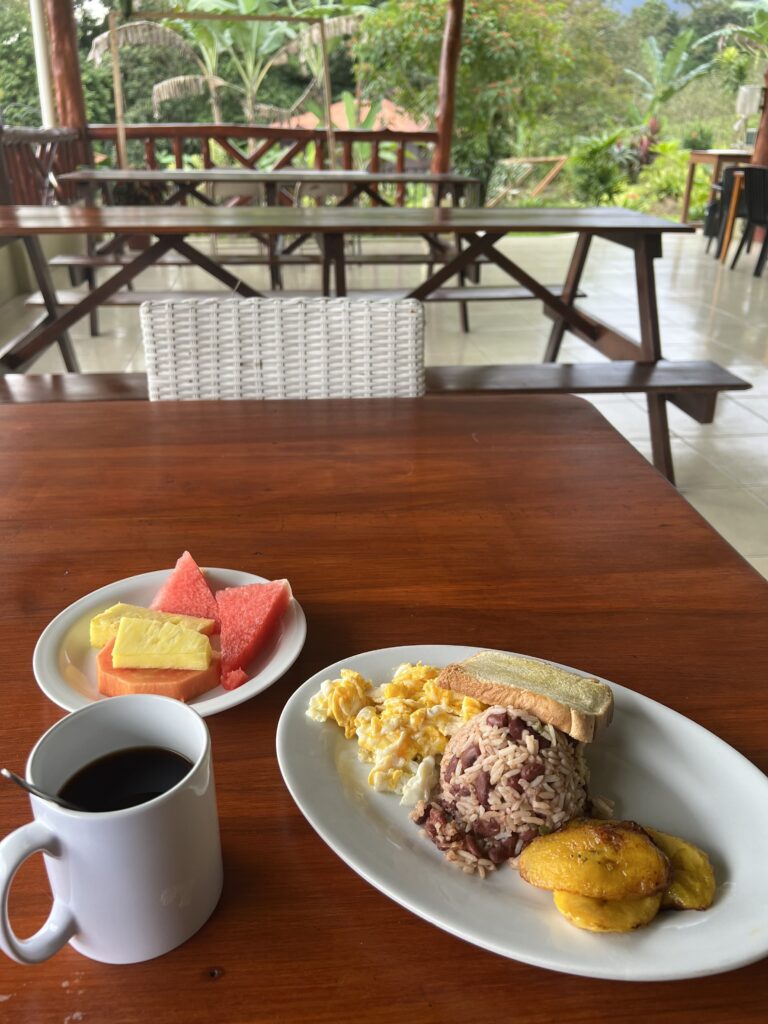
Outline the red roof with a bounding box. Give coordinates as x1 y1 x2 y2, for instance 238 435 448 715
273 98 429 133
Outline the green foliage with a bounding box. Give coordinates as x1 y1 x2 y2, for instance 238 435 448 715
353 0 567 191
681 123 715 149
615 140 710 219
0 0 42 124
624 29 714 120
568 132 629 205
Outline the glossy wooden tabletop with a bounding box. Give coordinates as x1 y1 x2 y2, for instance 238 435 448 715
0 395 766 1024
0 204 695 236
58 168 479 185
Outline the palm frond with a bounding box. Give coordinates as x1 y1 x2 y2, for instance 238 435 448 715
279 14 362 60
152 75 227 118
624 68 653 94
88 21 199 67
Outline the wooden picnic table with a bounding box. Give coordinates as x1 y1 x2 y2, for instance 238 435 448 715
59 167 481 209
58 167 482 295
0 203 745 485
0 395 766 1023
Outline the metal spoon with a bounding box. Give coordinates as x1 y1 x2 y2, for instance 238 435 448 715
1 768 83 812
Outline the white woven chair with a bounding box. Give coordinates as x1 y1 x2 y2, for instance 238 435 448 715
139 297 425 400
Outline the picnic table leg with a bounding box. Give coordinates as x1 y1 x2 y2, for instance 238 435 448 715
543 233 592 362
454 233 470 333
634 235 675 484
167 238 263 298
680 159 696 224
322 234 347 297
0 238 177 372
21 236 80 372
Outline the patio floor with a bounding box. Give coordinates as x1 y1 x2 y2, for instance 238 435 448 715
4 228 767 579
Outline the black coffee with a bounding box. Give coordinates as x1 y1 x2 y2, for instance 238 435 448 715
58 746 193 812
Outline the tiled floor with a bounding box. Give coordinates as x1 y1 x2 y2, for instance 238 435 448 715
3 229 767 578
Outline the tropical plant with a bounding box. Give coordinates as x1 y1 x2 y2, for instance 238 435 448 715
194 0 295 123
272 3 370 113
89 1 300 124
624 29 714 122
615 140 711 219
700 1 768 86
568 131 631 206
89 19 227 122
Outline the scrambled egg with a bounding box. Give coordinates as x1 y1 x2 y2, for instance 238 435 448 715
306 662 485 802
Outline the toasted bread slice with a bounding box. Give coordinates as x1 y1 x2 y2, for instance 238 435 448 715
437 651 613 742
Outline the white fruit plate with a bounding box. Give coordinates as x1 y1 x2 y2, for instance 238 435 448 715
33 568 306 717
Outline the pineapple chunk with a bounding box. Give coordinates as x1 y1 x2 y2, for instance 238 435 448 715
111 618 213 670
90 603 215 648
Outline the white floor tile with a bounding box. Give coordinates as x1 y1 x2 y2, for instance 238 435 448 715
684 487 768 557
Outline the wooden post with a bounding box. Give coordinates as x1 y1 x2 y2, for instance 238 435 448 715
431 0 464 175
29 0 57 126
108 12 128 170
43 0 90 160
318 19 336 169
751 68 768 168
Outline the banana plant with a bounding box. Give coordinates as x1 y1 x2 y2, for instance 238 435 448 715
88 19 228 123
624 29 714 122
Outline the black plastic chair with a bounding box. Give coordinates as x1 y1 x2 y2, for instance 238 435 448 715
730 166 768 277
706 165 748 257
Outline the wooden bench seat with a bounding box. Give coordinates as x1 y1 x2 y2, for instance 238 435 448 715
27 284 581 308
425 360 751 424
0 372 149 403
2 361 749 412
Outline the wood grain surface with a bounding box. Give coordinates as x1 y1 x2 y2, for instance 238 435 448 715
0 204 695 237
58 168 478 185
0 395 766 1024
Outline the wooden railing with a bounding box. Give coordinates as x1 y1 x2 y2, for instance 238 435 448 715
87 123 439 206
0 125 83 205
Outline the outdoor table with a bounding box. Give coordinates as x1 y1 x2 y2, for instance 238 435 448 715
58 167 482 292
680 149 752 224
0 204 695 478
0 394 766 1023
58 167 480 209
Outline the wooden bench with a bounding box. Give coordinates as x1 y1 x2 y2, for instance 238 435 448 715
2 361 751 487
26 284 582 309
45 248 492 334
426 361 751 455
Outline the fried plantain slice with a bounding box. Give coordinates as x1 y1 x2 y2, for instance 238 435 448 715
518 819 670 900
645 827 716 911
553 890 663 932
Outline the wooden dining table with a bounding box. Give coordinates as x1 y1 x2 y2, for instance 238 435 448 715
0 395 766 1023
58 167 481 209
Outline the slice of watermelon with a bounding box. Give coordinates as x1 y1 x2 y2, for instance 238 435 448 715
150 551 220 631
216 579 291 689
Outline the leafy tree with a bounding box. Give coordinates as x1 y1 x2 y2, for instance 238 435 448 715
519 0 633 154
352 0 567 190
624 0 682 54
624 29 714 122
0 0 43 125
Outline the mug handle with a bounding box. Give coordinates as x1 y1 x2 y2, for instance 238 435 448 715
0 821 77 964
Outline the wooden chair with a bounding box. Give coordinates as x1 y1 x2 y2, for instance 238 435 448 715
0 123 79 371
730 165 768 276
139 297 425 400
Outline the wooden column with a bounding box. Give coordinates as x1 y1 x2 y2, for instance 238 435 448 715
751 68 768 168
43 0 90 161
431 0 464 175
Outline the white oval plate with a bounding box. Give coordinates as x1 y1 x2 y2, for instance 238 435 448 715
34 568 306 717
277 644 768 981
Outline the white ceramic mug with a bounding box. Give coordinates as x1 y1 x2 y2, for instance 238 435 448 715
0 694 223 965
